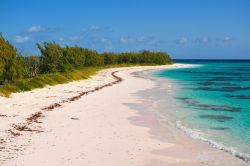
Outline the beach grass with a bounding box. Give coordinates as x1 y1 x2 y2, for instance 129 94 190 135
0 63 161 97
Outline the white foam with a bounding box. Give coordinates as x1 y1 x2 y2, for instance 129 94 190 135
176 120 250 164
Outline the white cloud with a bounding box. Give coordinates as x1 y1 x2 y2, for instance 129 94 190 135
136 36 146 42
104 45 113 50
118 36 161 46
89 25 100 31
83 25 101 32
58 36 80 45
201 37 209 43
98 38 113 50
27 25 44 32
59 37 64 41
175 37 188 44
15 35 30 43
69 36 80 41
100 38 109 44
224 36 232 41
174 36 233 45
119 37 129 44
193 37 210 44
214 36 233 43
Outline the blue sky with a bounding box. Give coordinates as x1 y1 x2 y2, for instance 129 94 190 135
0 0 250 59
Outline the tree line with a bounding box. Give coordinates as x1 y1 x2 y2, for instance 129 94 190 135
0 33 172 85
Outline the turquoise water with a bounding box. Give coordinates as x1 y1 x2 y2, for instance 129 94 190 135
154 60 250 163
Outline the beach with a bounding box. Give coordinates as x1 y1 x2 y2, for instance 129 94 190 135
0 64 248 166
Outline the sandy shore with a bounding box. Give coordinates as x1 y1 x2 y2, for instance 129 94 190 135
0 64 248 166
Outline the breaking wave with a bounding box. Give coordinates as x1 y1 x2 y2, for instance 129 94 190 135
176 120 250 164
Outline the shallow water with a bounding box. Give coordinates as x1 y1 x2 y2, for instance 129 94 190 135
152 60 250 163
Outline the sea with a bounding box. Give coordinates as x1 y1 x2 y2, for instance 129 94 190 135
152 60 250 163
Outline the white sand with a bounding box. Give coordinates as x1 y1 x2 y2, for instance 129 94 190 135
0 64 247 166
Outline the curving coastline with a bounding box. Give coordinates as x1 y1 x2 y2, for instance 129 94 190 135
0 64 248 166
0 65 179 164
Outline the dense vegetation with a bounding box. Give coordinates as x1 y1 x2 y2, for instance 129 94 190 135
0 33 172 96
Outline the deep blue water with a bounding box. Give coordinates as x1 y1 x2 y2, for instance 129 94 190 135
154 60 250 162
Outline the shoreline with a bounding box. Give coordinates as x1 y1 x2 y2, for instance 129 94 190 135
135 69 250 165
0 64 248 165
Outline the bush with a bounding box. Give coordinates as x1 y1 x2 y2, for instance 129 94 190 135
63 46 86 68
0 34 24 84
0 34 173 96
84 49 104 66
36 41 172 72
37 42 64 73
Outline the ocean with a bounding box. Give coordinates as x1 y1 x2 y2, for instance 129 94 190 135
152 60 250 163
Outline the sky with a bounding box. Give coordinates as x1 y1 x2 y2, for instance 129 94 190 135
0 0 250 59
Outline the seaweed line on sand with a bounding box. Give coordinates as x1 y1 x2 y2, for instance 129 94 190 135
0 70 123 164
41 70 122 109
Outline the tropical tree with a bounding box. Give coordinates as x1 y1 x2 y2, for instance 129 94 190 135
37 42 64 73
0 33 24 84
